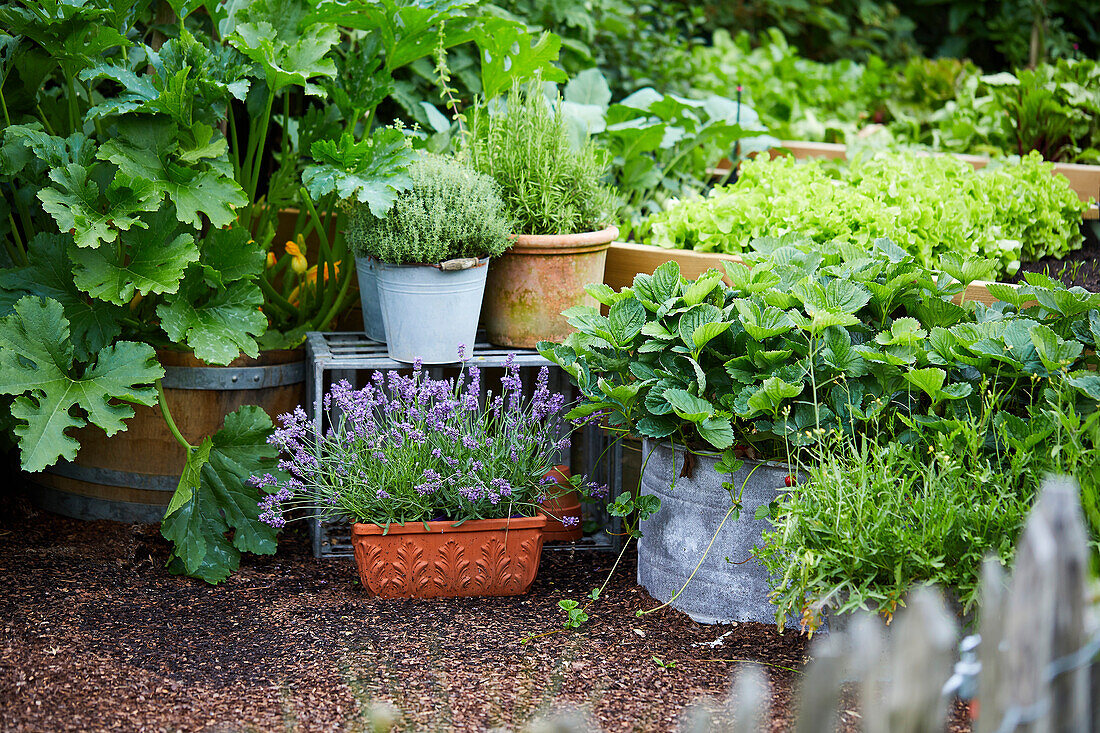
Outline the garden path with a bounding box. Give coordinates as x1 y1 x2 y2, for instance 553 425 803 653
0 490 971 732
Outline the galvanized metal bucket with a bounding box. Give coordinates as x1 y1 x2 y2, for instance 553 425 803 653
355 256 387 343
637 438 797 626
375 257 489 364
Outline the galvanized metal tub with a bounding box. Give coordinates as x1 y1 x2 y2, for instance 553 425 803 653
482 226 617 349
375 258 489 364
637 439 796 626
27 349 306 523
355 256 386 343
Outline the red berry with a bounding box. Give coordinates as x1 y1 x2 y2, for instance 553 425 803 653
785 475 795 487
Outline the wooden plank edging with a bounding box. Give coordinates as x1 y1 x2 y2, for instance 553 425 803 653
603 242 1012 306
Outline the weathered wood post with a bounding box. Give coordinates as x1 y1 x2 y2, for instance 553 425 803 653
977 475 1090 733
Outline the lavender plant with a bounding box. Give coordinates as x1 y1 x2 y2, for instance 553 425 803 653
254 353 604 528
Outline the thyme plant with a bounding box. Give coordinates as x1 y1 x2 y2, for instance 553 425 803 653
345 154 512 265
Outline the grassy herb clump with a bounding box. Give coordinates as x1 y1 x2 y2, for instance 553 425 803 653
756 409 1040 631
346 154 512 264
466 83 616 236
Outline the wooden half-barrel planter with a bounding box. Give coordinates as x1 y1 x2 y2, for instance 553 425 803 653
27 349 306 523
713 140 1100 220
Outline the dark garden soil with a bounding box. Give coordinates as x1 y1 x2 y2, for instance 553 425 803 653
0 489 973 733
1014 221 1100 292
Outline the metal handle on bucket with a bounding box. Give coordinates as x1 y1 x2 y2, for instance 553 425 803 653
437 257 483 271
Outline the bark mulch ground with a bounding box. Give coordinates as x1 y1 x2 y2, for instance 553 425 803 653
0 491 973 733
1014 221 1100 292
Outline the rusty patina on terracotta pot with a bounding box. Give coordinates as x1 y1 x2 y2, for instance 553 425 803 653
351 514 548 598
483 226 618 348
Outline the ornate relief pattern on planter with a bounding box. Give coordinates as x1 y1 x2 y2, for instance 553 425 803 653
351 515 548 598
433 540 472 594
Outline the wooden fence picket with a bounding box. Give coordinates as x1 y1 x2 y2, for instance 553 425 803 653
793 632 847 733
977 558 1009 733
676 665 768 733
862 588 956 733
1037 477 1090 733
727 667 769 733
1005 480 1060 733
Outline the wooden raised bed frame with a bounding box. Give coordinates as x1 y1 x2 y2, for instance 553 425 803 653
604 242 1012 307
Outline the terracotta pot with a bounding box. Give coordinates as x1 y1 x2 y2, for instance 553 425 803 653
483 226 618 348
351 514 548 598
540 465 583 542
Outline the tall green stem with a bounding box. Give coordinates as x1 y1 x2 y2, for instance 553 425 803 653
156 379 192 452
81 78 104 138
35 105 56 136
248 90 277 203
62 70 80 134
309 249 356 331
298 191 333 311
299 190 331 252
4 216 26 265
281 92 290 152
228 103 243 190
0 86 11 127
259 275 300 318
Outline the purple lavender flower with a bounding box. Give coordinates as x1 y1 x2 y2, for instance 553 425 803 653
490 477 513 497
561 515 580 528
259 509 286 528
259 347 592 528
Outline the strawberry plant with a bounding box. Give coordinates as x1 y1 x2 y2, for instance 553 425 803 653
539 237 1100 461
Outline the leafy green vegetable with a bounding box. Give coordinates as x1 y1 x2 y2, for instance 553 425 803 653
555 68 776 238
642 151 1086 276
69 207 199 305
302 128 416 215
0 297 162 472
229 14 339 96
542 237 1100 457
161 406 280 584
157 273 266 366
474 19 567 99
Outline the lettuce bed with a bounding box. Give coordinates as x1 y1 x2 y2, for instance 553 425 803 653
640 151 1088 277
